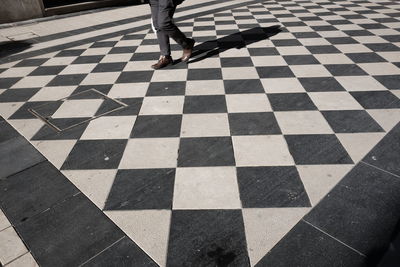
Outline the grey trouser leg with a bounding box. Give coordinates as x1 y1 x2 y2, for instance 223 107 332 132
149 0 190 56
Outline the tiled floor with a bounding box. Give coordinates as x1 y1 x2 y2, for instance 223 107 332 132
0 0 400 265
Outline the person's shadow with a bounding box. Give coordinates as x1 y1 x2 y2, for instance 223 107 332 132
0 41 33 59
181 25 282 64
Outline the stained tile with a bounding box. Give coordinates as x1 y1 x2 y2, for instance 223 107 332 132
146 81 186 96
139 96 184 115
167 210 249 266
181 113 230 137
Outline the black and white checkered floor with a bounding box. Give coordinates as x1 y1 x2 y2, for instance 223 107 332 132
0 0 400 265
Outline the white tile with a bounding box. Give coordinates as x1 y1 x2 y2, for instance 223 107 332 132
107 83 149 98
52 99 103 118
0 227 28 265
337 133 385 163
0 67 36 78
298 38 331 46
243 208 309 266
59 64 96 75
81 116 136 140
0 210 10 231
186 80 225 95
6 252 38 267
151 69 187 82
29 86 76 101
80 72 119 85
41 57 75 66
314 54 353 64
181 113 230 137
101 53 132 63
290 65 331 77
276 46 311 55
367 109 400 132
105 210 171 267
222 67 259 80
31 140 76 169
226 94 272 113
251 56 287 67
335 44 372 53
309 92 363 110
119 138 179 169
11 76 54 88
0 103 24 119
8 119 45 140
336 76 387 91
297 165 353 205
188 57 221 69
219 48 251 57
173 167 241 209
233 135 294 166
261 78 305 93
358 63 400 75
63 170 117 209
139 96 184 115
275 111 333 134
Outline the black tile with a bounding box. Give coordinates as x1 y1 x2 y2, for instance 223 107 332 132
220 57 254 67
360 23 388 29
104 168 175 210
256 66 295 78
350 91 400 109
363 123 400 176
61 139 127 170
72 55 104 64
285 134 353 164
72 84 113 97
0 161 78 224
47 74 87 86
346 53 386 63
0 136 46 178
131 115 182 138
0 77 22 89
224 79 264 94
0 88 41 102
90 41 118 48
311 25 338 31
17 193 125 266
28 66 66 76
366 43 400 52
84 237 158 267
272 39 302 46
299 77 345 92
167 210 250 267
31 119 90 141
306 45 341 54
255 221 367 267
14 58 48 67
248 47 279 56
92 62 127 73
237 166 311 208
326 37 358 44
374 75 400 90
108 46 137 54
183 95 227 113
178 137 235 167
322 110 384 133
284 55 320 65
146 81 185 96
268 93 317 111
187 68 222 80
103 97 143 116
304 163 400 257
344 30 374 36
55 49 85 57
131 52 160 61
121 34 146 40
9 100 62 120
326 64 368 76
116 71 154 83
228 112 281 135
382 35 400 42
293 32 321 38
